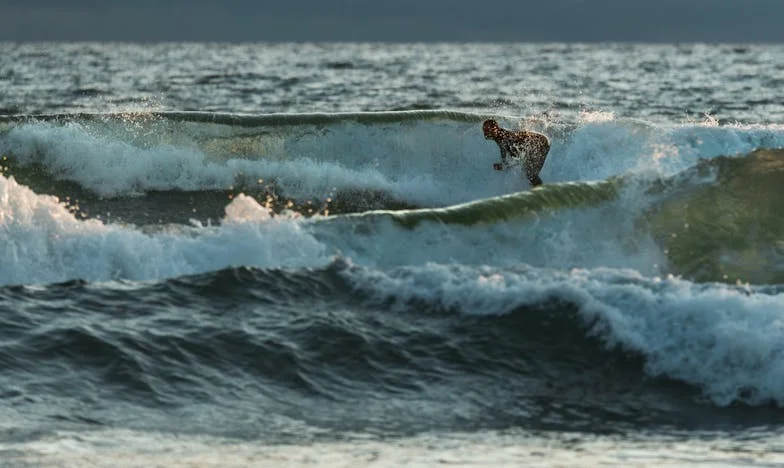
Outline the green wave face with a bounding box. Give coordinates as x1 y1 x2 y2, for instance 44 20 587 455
645 149 784 284
350 179 623 229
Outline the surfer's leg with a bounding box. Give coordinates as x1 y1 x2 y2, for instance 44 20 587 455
525 155 545 186
527 173 543 186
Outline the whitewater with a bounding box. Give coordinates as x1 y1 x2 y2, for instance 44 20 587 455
1 42 784 467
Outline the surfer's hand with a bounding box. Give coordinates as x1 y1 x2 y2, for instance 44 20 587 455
493 163 503 170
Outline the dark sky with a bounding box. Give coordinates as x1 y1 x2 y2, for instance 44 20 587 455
1 0 783 43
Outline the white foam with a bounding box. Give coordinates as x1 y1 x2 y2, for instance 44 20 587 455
548 118 784 183
0 175 329 285
0 121 440 211
1 121 241 196
0 120 503 206
341 261 784 406
4 117 782 208
8 427 783 468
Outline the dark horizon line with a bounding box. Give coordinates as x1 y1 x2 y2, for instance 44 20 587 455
1 39 782 45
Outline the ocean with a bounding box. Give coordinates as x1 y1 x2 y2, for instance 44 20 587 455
0 42 784 467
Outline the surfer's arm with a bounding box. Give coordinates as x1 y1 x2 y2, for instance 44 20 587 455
493 141 517 170
493 145 506 170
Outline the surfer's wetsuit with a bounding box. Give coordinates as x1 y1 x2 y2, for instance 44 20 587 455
483 119 550 186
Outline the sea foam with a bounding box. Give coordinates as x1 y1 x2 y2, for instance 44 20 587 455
0 175 328 285
3 113 783 207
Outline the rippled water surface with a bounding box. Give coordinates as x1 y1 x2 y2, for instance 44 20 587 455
2 43 781 123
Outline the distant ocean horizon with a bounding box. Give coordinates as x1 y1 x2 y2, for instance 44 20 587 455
1 42 784 467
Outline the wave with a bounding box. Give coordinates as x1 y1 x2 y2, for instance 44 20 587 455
2 148 784 286
1 110 783 207
3 258 784 422
3 157 784 410
1 110 783 287
340 260 784 408
317 148 784 285
0 175 330 286
0 262 708 434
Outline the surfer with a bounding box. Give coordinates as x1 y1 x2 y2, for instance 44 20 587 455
483 119 550 186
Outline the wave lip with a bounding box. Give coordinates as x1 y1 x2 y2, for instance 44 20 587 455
0 109 490 127
341 178 622 229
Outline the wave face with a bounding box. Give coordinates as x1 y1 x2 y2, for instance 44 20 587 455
4 259 784 444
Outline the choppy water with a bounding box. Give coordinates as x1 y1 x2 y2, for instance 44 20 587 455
1 42 784 467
